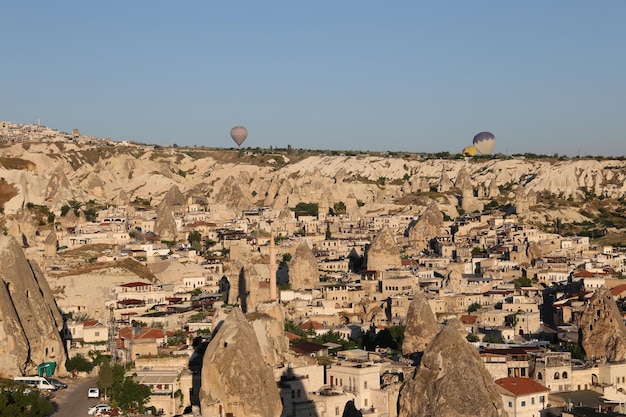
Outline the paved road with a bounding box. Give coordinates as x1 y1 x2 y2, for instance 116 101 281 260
50 376 107 417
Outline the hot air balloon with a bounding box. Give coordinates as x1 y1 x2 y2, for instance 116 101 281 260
462 145 477 157
230 126 248 148
472 131 496 154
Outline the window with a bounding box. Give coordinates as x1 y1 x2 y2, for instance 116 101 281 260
540 395 545 403
531 397 535 404
521 401 526 407
508 401 513 408
335 407 340 416
364 381 368 389
554 372 560 380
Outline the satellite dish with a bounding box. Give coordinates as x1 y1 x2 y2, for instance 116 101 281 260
230 126 248 148
472 131 496 154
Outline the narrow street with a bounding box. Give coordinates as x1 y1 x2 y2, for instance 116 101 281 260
50 376 103 417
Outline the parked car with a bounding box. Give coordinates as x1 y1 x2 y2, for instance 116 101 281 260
88 387 100 398
47 378 67 389
88 404 111 415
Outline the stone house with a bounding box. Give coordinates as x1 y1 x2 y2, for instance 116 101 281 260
277 364 325 417
67 320 109 345
482 347 540 380
440 292 483 315
327 354 385 413
388 295 413 322
529 351 573 393
293 389 356 417
127 368 184 417
495 377 550 417
117 326 167 364
114 281 173 305
380 271 418 298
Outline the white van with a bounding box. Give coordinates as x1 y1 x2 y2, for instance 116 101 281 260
13 376 57 391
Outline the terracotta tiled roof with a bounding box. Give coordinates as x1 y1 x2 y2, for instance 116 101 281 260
300 320 323 330
120 281 152 288
285 331 302 341
611 284 626 296
574 269 607 278
460 315 478 325
119 326 166 340
117 298 145 305
495 377 550 396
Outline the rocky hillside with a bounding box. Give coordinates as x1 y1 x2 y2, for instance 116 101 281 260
2 122 626 242
0 235 66 378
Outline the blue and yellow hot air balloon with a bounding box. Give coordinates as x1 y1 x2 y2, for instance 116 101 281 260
472 131 496 154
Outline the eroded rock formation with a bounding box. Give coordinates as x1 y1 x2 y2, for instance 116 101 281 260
0 235 66 378
288 241 320 290
398 319 507 417
408 201 444 251
366 225 402 271
200 308 282 417
579 286 626 362
402 292 440 356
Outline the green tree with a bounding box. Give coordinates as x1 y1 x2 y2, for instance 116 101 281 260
65 353 94 373
60 204 71 217
466 333 480 342
98 360 115 399
113 376 152 413
567 342 585 360
293 202 319 218
513 277 533 288
333 201 346 214
168 330 187 346
0 385 54 417
467 302 482 314
83 207 98 222
284 320 308 339
366 325 406 351
484 334 503 344
68 199 82 216
188 230 202 245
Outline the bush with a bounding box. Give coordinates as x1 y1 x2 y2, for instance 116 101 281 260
467 302 482 314
65 353 94 373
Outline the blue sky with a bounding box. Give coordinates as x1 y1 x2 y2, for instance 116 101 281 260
2 1 625 156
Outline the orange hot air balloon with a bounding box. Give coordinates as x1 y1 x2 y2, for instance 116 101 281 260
230 126 248 148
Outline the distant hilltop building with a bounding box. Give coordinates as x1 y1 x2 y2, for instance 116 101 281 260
0 121 102 145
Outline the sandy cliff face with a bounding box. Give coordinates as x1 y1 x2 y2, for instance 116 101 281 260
288 241 321 290
398 319 507 417
366 225 402 271
402 292 440 356
200 308 282 417
3 136 626 224
0 236 66 378
579 286 626 362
